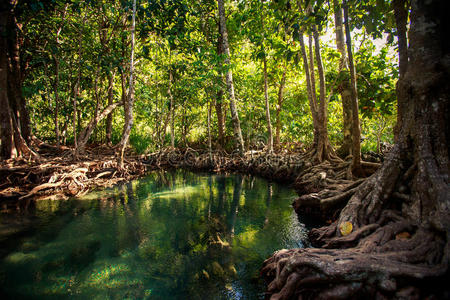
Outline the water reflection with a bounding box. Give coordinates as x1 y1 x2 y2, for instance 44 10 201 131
0 170 308 299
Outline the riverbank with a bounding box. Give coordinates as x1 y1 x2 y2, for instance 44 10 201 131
1 145 377 222
0 144 145 207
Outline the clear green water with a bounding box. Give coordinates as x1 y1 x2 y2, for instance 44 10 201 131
0 170 308 299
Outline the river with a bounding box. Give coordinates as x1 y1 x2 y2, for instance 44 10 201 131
0 170 308 299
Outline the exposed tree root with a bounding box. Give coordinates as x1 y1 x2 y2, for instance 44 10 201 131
143 148 309 183
291 156 376 222
262 225 448 299
261 141 450 299
0 144 145 203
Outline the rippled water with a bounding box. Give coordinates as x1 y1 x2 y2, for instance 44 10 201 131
0 170 308 299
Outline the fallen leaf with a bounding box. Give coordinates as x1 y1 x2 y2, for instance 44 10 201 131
339 221 353 236
395 232 411 240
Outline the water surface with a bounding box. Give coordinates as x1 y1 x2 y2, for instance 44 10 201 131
0 170 308 299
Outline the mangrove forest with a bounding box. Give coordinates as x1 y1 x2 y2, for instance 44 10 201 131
0 0 448 298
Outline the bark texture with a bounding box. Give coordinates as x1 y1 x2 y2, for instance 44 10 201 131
105 68 115 144
298 32 319 146
263 55 273 152
343 0 362 175
261 5 273 152
312 28 336 162
393 0 409 142
168 68 175 148
77 102 122 153
275 62 287 151
215 24 226 148
217 0 245 154
0 1 37 160
7 12 31 143
333 0 353 158
262 0 450 298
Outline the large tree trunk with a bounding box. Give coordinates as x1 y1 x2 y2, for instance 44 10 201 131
0 6 15 158
0 1 37 160
333 0 353 157
343 0 362 175
393 0 409 142
262 0 449 298
217 0 245 155
6 13 31 142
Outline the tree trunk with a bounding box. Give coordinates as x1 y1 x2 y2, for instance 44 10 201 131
118 0 136 168
393 0 409 79
53 56 60 147
168 68 175 148
308 35 316 103
215 28 226 148
263 55 273 152
217 0 245 154
0 1 37 160
215 88 226 148
106 68 115 144
51 4 68 148
393 0 409 142
207 99 212 164
298 32 319 146
6 13 31 142
0 5 15 158
308 33 320 146
77 102 122 153
343 0 362 175
92 65 101 142
73 58 81 157
333 0 353 157
261 4 273 153
275 62 287 151
262 1 450 298
313 28 334 162
73 25 87 156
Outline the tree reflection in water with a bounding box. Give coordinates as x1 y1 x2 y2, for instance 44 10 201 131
0 170 308 299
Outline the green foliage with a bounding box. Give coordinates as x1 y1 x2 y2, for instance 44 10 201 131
18 0 399 154
129 131 153 154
